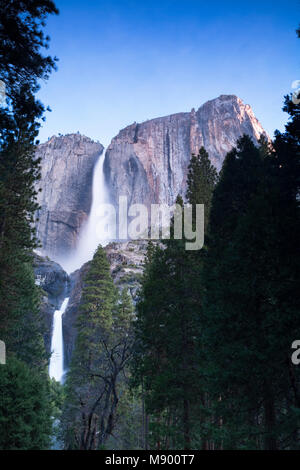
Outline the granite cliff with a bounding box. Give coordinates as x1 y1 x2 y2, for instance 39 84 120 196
35 133 103 261
105 95 268 208
35 95 268 260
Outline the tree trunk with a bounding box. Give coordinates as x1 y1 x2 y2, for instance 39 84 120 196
183 398 191 450
264 383 277 450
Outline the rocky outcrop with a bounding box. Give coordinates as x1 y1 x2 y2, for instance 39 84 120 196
35 134 104 261
106 240 147 301
105 95 268 208
33 254 69 354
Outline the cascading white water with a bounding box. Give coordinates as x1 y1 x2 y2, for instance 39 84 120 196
49 297 69 383
48 148 113 382
61 149 112 274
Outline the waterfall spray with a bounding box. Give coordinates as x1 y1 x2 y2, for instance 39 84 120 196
49 297 69 383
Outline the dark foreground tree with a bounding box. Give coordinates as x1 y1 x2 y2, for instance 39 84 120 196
0 356 52 450
132 149 217 449
0 0 58 350
0 0 58 449
203 125 300 448
186 147 218 232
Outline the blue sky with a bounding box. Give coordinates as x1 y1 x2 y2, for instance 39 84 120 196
37 0 300 146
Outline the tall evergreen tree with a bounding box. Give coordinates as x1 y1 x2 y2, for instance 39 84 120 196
132 149 217 449
186 147 218 232
0 1 58 352
203 124 300 449
0 356 52 450
62 246 135 450
0 0 58 449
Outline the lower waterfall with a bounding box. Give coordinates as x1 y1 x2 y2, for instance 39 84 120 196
49 297 69 383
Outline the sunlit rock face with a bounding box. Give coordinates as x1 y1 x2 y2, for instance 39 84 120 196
105 95 268 209
35 133 103 260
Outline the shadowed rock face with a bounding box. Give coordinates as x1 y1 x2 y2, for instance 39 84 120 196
35 134 104 260
105 95 269 208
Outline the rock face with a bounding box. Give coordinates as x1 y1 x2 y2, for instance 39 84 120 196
35 134 103 261
33 254 69 354
105 95 268 208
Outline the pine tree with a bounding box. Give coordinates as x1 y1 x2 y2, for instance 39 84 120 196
62 246 135 450
203 122 300 449
0 356 52 450
0 0 58 449
0 1 58 344
186 147 218 231
132 149 217 449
